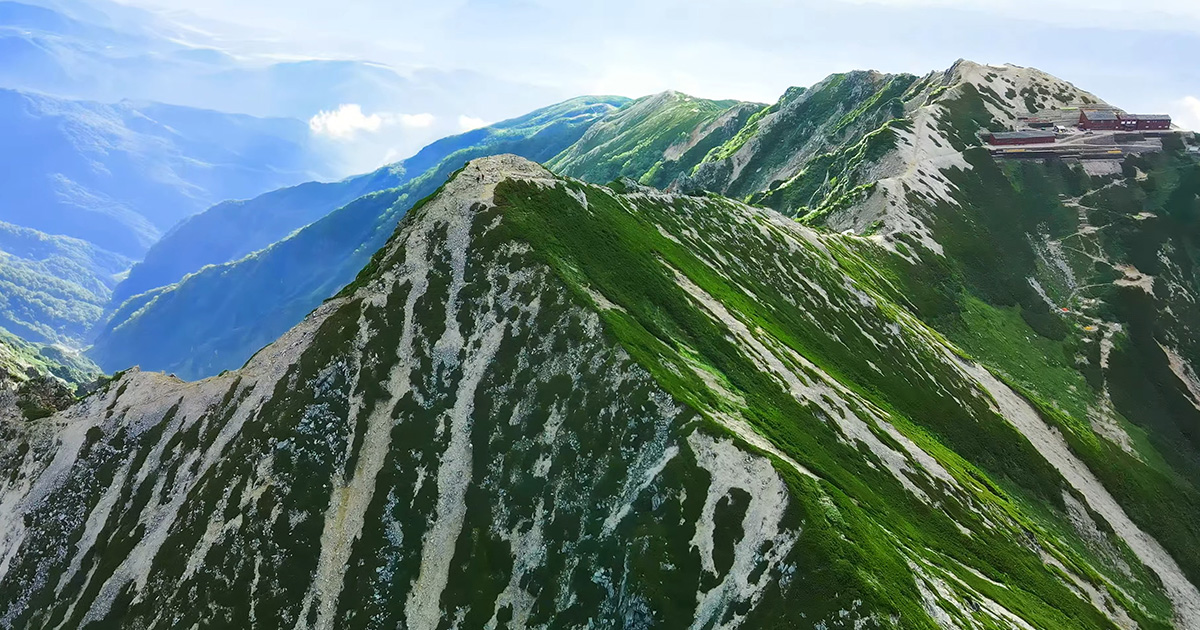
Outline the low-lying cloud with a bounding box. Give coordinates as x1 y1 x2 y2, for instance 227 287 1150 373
310 104 436 139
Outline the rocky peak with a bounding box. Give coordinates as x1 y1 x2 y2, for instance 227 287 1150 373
937 59 1108 118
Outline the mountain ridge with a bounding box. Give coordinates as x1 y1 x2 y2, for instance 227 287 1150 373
107 96 629 306
545 90 759 187
89 96 628 378
0 86 332 258
87 59 1096 379
4 153 1199 627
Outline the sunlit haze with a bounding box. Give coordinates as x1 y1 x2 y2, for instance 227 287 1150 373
99 0 1200 173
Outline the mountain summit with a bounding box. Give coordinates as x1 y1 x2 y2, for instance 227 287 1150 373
4 149 1200 628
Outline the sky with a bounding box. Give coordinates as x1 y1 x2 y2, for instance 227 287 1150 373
114 0 1200 167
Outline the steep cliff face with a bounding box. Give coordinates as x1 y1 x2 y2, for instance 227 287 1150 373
3 156 1198 628
0 157 802 629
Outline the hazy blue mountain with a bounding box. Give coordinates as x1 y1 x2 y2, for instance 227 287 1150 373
110 96 629 306
0 88 333 257
0 0 196 98
90 96 628 377
0 6 560 123
0 0 567 170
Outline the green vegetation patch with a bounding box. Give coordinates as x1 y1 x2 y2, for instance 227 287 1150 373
548 92 753 185
490 176 1134 628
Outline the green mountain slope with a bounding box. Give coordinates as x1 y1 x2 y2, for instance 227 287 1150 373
0 325 102 421
789 64 1200 599
545 90 759 187
89 55 1194 428
752 60 1106 223
90 98 627 379
681 69 921 200
2 155 1196 628
0 326 100 387
111 96 630 305
0 221 129 343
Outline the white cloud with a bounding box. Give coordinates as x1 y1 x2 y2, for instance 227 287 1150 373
1173 96 1200 132
309 104 382 138
457 115 488 131
394 112 436 128
310 105 437 139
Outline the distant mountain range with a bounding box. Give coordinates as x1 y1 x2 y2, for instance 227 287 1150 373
91 96 630 377
107 96 630 307
0 0 566 164
0 88 334 258
0 0 604 352
0 87 339 347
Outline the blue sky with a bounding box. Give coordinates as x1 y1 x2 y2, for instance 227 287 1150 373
118 0 1200 163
